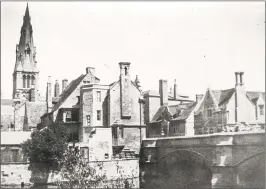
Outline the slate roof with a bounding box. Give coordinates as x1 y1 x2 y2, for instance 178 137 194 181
213 88 236 106
151 102 197 123
247 91 265 102
51 74 86 112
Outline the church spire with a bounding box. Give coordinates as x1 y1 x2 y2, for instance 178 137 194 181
13 3 39 100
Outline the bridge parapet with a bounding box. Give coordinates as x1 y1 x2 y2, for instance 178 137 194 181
140 131 265 188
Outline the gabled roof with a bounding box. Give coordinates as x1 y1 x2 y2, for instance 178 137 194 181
151 102 196 123
247 91 265 103
51 74 86 112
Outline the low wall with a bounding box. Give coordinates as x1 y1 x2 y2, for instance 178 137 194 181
1 159 139 188
1 164 31 186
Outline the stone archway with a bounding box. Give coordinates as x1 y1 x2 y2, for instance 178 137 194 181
145 150 212 189
235 151 265 188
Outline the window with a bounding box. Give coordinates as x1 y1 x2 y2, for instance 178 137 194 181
112 127 118 139
65 111 72 122
97 91 101 102
207 109 212 117
97 110 101 121
86 115 91 126
27 75 30 88
11 149 19 162
23 75 26 88
80 147 89 159
31 76 35 85
65 110 78 122
120 127 124 138
259 105 264 116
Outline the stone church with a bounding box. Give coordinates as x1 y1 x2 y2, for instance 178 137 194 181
1 4 47 132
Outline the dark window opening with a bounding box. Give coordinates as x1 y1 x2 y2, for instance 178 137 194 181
31 76 35 85
112 127 118 139
259 105 264 116
124 67 128 75
86 115 91 126
27 75 30 88
65 110 79 122
97 110 101 121
23 75 26 88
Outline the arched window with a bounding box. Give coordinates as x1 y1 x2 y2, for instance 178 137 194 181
31 76 35 85
23 75 26 88
27 75 30 88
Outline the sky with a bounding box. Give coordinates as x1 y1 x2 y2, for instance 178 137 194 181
1 2 265 100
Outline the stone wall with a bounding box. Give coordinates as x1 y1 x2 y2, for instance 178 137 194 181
1 159 140 188
1 164 31 186
140 131 265 188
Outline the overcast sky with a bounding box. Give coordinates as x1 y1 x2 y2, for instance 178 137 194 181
1 2 265 100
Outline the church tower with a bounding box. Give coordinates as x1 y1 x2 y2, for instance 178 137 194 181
13 3 39 101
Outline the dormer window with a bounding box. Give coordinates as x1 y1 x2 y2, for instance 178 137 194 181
64 109 79 122
259 105 264 116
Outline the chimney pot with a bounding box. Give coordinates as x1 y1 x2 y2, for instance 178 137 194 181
86 67 95 75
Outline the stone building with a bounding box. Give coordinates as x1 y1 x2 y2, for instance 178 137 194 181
194 72 265 134
143 79 196 137
38 62 144 160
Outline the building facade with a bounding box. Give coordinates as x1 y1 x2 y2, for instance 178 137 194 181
144 79 196 137
194 72 265 135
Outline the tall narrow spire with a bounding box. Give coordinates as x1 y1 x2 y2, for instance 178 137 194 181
13 3 39 100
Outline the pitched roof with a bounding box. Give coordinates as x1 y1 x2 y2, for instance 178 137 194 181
211 88 235 106
247 91 265 102
151 102 196 123
51 74 86 112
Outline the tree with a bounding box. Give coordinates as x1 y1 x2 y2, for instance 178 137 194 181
55 149 107 188
22 124 70 183
22 124 137 188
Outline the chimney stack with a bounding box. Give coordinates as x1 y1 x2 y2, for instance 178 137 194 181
159 79 168 106
235 72 240 86
196 94 204 103
239 72 244 86
46 76 52 112
62 79 68 92
54 80 60 97
86 67 95 75
174 79 177 100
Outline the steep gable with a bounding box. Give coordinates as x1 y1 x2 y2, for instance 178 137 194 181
51 74 86 112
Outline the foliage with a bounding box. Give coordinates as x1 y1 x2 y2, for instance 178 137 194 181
56 149 137 188
56 149 107 188
22 124 70 172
